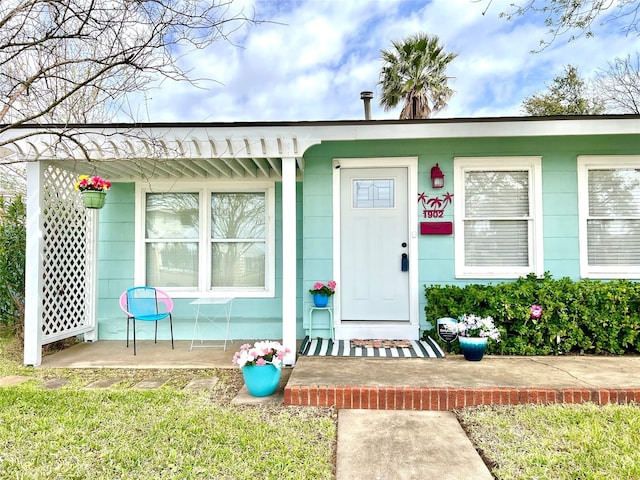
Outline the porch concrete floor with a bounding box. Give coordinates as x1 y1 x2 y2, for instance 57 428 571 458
40 341 640 408
41 340 239 369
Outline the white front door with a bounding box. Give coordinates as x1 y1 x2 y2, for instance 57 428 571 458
333 158 419 340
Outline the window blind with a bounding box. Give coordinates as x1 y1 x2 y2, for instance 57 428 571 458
464 170 530 267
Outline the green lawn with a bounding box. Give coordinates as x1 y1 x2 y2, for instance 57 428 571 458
459 403 640 480
1 336 639 479
0 337 336 480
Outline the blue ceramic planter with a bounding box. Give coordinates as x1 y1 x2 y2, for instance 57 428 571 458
242 364 281 397
459 336 488 361
313 293 329 307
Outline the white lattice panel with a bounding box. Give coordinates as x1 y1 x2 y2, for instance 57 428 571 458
40 166 96 344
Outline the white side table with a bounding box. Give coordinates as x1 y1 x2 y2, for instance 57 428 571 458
308 306 334 340
189 297 234 351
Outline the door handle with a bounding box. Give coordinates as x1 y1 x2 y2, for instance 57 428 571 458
401 253 408 272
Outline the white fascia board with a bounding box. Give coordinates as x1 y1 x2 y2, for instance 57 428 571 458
3 117 638 161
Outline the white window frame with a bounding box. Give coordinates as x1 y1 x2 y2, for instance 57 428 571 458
454 156 544 279
135 181 276 298
577 155 640 279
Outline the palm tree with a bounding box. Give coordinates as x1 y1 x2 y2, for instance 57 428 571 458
379 33 457 119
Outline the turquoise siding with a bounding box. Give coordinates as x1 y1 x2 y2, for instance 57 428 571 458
96 182 304 342
301 134 640 333
96 133 640 340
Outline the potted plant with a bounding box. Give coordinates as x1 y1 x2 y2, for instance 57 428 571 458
456 314 500 361
232 341 291 397
74 174 111 209
308 280 336 307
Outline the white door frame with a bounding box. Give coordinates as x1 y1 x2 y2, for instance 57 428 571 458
332 157 419 340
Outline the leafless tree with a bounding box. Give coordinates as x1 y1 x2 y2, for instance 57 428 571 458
595 53 640 114
0 0 258 156
481 0 640 49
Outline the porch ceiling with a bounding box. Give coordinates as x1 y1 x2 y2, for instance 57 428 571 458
3 128 317 181
55 155 301 182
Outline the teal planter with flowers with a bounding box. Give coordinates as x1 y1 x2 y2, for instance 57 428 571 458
241 364 281 397
459 336 488 361
233 341 291 397
457 314 501 362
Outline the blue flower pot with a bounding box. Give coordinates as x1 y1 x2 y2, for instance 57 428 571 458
242 364 281 397
459 336 488 361
313 293 329 307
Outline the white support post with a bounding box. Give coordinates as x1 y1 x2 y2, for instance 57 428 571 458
24 162 44 366
83 210 99 342
281 157 297 365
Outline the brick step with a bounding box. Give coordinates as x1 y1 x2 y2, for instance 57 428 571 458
284 385 640 410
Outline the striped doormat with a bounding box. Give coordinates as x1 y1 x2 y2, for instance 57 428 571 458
298 336 445 358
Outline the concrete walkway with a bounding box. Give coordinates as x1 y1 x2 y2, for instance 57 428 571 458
336 410 493 480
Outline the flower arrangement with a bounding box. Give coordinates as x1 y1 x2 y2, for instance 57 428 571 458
309 280 336 296
457 314 501 341
232 341 291 369
74 175 111 192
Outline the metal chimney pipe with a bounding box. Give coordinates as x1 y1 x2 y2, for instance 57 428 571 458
360 91 373 120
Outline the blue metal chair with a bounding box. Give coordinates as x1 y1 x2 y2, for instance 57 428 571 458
119 286 174 355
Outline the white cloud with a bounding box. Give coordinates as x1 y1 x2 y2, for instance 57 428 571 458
122 0 640 123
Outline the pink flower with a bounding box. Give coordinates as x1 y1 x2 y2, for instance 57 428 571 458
309 280 337 296
231 341 289 368
530 305 543 319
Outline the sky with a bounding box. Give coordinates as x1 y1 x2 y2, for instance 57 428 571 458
130 0 640 123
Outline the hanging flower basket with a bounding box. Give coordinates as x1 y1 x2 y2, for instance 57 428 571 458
75 175 111 210
81 190 107 209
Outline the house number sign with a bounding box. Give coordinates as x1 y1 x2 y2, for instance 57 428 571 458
418 192 453 219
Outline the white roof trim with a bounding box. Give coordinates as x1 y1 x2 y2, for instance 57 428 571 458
0 116 638 180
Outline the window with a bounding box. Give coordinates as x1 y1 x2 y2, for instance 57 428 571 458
578 156 640 278
210 193 266 288
454 157 543 278
145 193 199 288
352 178 395 208
137 183 275 297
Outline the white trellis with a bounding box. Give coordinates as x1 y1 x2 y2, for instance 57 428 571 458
24 162 98 366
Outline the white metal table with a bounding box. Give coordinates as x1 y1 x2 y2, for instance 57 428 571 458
189 297 234 351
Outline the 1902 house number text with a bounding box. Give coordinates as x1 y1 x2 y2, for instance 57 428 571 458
418 192 453 219
424 209 444 218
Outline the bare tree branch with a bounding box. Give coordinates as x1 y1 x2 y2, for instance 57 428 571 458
480 0 640 50
595 52 640 114
0 0 259 154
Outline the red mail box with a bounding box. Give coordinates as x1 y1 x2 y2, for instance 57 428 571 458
420 222 453 235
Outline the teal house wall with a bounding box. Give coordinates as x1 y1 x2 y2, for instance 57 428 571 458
301 134 640 335
96 182 305 342
93 130 640 341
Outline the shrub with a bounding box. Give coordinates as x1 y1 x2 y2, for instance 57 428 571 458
0 195 25 337
423 273 640 355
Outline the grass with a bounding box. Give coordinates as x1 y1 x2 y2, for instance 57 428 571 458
0 336 336 479
2 334 640 479
459 403 640 480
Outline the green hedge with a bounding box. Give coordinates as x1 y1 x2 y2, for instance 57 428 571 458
423 273 640 355
0 195 25 336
